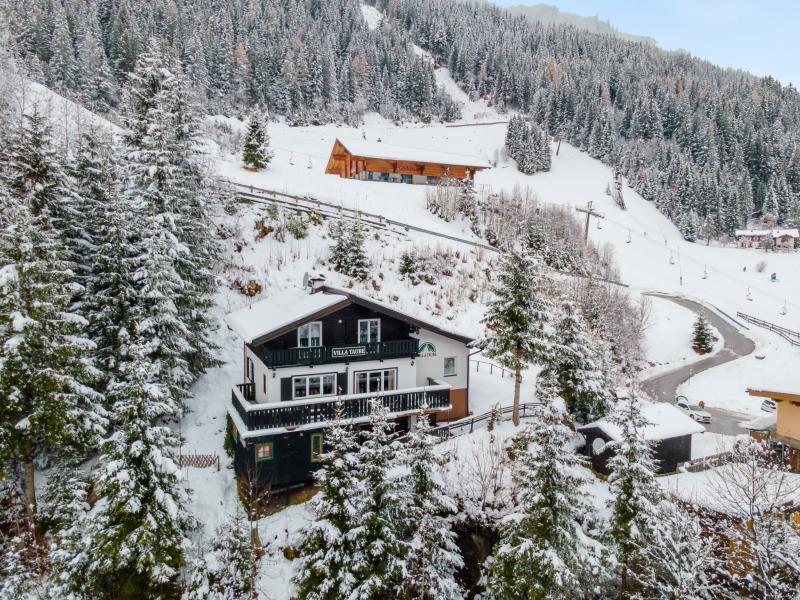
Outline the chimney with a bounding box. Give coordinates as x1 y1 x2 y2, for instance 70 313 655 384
308 273 327 294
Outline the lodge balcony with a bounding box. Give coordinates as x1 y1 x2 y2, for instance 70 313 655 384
259 339 418 369
230 381 450 433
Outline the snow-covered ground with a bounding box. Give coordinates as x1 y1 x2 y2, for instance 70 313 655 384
642 295 723 371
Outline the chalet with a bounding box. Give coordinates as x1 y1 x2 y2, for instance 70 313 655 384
734 228 799 249
224 282 474 489
324 137 491 184
578 400 705 475
745 388 800 472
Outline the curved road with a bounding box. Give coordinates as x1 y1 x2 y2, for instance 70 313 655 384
641 294 756 435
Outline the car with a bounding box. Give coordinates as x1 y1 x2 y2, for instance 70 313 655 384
675 397 712 423
761 398 777 413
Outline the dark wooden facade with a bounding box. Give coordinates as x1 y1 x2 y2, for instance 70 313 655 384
578 425 693 475
325 138 488 182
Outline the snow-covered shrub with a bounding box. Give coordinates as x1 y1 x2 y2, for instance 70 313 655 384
285 213 309 239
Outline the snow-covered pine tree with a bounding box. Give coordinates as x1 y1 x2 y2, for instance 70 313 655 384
349 399 409 598
164 63 221 378
328 219 348 272
633 500 724 598
691 315 715 354
118 39 197 403
0 186 105 532
486 370 602 598
605 392 663 597
344 218 370 281
242 109 273 170
183 509 255 600
295 402 361 600
38 465 91 534
480 250 555 425
399 407 463 599
54 343 193 598
546 301 613 423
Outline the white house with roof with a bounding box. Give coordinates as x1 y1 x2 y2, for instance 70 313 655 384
223 282 475 489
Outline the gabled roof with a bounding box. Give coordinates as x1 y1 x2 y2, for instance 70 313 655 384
225 286 475 346
333 137 492 169
734 228 799 238
579 401 705 442
225 289 349 345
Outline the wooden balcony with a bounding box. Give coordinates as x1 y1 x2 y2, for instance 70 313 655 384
260 338 418 368
230 381 450 433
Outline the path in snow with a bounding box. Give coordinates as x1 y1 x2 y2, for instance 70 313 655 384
641 294 755 435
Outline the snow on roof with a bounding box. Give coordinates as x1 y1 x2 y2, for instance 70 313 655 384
225 289 348 344
734 228 799 238
581 400 705 442
321 285 476 342
335 138 492 169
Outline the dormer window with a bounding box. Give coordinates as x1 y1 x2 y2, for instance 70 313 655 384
298 321 322 347
358 319 381 344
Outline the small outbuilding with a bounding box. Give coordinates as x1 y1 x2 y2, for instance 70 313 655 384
578 401 705 475
324 137 491 184
734 228 799 249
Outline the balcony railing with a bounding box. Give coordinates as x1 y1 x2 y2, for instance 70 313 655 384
230 382 450 432
260 339 418 368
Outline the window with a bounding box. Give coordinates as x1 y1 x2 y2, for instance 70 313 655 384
443 357 457 377
255 442 273 462
380 172 390 182
358 319 381 344
246 357 254 382
355 368 398 394
298 321 322 348
401 174 413 184
311 434 324 462
263 374 267 395
292 373 336 399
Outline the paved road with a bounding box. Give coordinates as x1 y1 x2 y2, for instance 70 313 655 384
641 294 756 436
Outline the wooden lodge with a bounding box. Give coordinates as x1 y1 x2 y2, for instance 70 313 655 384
745 388 800 472
324 137 491 184
224 280 474 490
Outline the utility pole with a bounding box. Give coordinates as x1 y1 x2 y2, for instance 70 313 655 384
575 201 605 241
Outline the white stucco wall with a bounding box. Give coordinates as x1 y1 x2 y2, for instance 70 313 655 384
412 329 469 390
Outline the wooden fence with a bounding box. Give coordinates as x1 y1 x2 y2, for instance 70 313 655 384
736 312 800 347
469 359 516 379
433 402 541 440
178 453 220 470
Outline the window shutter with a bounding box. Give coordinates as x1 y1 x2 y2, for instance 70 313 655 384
281 377 292 401
337 372 348 395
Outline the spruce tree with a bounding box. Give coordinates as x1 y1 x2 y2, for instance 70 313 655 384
692 315 715 354
328 219 348 272
54 344 193 599
481 250 555 425
486 370 601 599
349 400 409 598
0 186 105 532
400 408 463 599
547 301 613 423
183 510 255 600
605 393 663 597
295 403 361 600
344 219 370 282
242 110 273 170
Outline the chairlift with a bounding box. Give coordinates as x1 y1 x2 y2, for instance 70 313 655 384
780 300 787 316
596 220 602 230
746 287 753 301
669 251 675 265
626 230 632 244
307 156 313 169
702 266 708 280
289 152 295 166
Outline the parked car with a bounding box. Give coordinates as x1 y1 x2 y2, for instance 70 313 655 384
761 398 777 413
675 397 712 423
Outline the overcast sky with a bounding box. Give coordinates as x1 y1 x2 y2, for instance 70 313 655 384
493 0 799 87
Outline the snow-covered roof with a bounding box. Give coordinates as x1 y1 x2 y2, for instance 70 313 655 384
319 285 476 343
335 138 492 169
225 289 348 344
580 401 705 442
225 286 476 346
734 228 799 238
